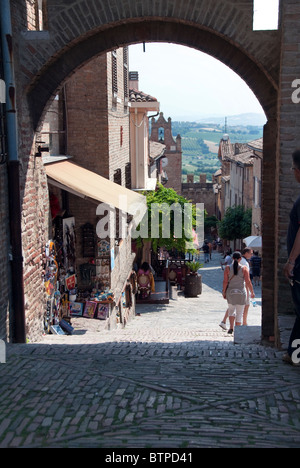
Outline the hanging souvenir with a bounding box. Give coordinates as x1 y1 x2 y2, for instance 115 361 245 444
65 274 76 291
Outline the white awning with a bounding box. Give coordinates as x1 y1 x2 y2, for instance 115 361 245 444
44 159 147 225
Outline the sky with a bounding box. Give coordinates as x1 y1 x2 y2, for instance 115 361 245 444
128 0 279 124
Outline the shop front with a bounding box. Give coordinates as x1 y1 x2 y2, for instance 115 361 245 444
42 157 146 336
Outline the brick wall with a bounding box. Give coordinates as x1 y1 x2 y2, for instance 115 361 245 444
276 0 300 321
11 0 294 342
65 54 110 178
19 1 280 130
25 0 36 31
21 151 50 341
65 49 134 324
182 180 215 217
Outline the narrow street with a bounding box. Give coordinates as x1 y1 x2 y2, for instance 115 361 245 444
0 252 299 449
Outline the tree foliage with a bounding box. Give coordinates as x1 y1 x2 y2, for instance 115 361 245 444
135 184 198 253
218 206 252 241
204 214 218 232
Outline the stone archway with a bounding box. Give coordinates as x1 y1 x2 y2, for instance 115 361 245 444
11 0 289 343
26 19 279 130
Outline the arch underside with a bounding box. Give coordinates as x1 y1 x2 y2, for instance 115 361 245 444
27 19 278 130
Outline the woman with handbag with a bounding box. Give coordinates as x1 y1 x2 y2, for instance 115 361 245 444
222 251 255 334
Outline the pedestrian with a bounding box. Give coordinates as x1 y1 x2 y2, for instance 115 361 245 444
240 248 253 326
137 262 155 298
251 251 262 286
220 248 252 329
220 250 232 271
283 149 300 366
202 241 210 263
208 241 213 260
222 251 255 335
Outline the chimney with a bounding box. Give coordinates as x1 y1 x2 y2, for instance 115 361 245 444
129 71 139 90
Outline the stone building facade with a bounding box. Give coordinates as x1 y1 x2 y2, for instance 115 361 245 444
181 174 215 217
217 135 263 251
128 71 160 191
2 0 300 344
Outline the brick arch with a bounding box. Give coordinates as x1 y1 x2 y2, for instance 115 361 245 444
27 18 278 130
18 3 283 344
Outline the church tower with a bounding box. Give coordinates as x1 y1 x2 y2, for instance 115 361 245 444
150 113 182 195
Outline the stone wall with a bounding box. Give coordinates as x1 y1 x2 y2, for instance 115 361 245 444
181 177 215 217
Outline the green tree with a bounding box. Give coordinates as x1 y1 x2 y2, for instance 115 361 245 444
218 206 252 242
135 184 198 253
204 214 218 234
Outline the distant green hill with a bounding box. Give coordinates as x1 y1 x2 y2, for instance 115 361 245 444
172 121 263 182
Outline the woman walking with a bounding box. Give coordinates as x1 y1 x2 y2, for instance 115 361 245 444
222 251 255 334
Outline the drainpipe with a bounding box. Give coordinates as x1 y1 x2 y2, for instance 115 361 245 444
1 0 26 343
135 108 138 189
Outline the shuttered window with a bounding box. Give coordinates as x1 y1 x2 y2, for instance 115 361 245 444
112 50 118 100
125 163 131 190
123 47 129 102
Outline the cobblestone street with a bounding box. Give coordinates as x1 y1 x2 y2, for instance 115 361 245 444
0 253 299 449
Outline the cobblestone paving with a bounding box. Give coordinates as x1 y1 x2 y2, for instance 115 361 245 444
0 253 299 448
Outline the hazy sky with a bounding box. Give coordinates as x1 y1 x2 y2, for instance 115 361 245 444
128 1 279 124
129 43 266 122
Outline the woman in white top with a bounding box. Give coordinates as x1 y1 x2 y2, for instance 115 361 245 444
222 251 255 334
221 251 232 270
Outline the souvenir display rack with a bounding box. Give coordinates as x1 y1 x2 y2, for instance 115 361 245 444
43 228 117 334
43 220 135 335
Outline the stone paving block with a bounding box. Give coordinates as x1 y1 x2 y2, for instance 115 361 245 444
234 326 261 344
0 253 299 448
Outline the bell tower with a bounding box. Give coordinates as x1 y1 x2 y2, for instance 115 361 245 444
150 112 182 195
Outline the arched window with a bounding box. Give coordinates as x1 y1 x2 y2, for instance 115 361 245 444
159 127 165 142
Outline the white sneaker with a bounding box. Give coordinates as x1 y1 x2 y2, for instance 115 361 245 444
219 322 227 331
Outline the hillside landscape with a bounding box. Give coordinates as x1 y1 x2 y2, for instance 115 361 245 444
171 116 264 182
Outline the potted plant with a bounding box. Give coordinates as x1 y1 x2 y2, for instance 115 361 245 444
186 261 201 275
185 261 202 297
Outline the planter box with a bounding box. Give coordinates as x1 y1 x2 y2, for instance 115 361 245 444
185 274 202 297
